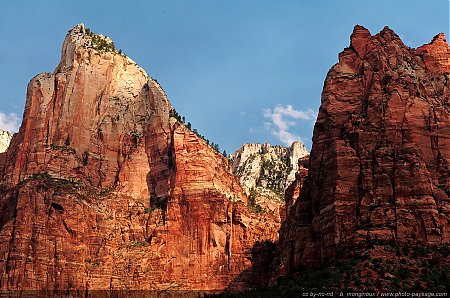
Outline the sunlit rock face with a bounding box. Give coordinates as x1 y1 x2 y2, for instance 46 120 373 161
0 24 279 292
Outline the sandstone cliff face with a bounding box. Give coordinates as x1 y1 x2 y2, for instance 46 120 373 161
279 25 450 274
282 155 309 222
0 130 12 153
0 24 278 291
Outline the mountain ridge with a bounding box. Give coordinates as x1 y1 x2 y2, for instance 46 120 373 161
1 23 450 293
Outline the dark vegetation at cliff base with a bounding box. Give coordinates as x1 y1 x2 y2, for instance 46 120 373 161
247 188 264 214
212 241 450 297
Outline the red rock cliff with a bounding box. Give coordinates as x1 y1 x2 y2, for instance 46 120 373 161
279 25 450 273
0 24 278 291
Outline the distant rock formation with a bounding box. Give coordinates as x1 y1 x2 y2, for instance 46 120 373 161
0 24 279 292
0 130 12 153
231 142 309 194
229 141 308 217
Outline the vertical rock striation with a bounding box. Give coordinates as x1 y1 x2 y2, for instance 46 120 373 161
279 25 450 274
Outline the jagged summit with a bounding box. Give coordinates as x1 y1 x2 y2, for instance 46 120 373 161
276 24 450 290
420 31 449 50
64 23 117 53
351 24 400 39
56 24 148 78
431 32 447 43
351 24 449 56
349 24 407 58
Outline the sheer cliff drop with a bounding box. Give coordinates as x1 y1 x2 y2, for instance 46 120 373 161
0 24 279 291
279 25 450 273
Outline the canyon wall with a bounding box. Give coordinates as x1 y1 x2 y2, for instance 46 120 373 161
279 25 450 274
0 24 278 292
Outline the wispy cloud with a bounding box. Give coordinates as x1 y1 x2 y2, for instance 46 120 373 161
0 112 20 133
263 105 316 145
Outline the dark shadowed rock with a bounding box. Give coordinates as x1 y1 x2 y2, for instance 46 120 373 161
278 25 450 277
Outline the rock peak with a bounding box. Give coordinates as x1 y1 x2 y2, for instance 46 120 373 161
350 24 372 57
352 24 371 34
431 32 448 44
69 23 85 32
0 24 279 292
290 140 306 150
416 31 450 73
278 25 450 279
56 24 128 73
377 25 402 42
349 24 409 57
381 25 394 33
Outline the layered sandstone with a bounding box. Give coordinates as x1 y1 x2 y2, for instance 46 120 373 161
279 25 450 274
0 24 278 292
0 130 12 153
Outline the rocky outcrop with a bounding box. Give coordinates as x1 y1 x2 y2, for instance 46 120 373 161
0 130 12 153
282 155 309 222
279 25 450 275
231 142 308 195
0 24 278 292
230 142 308 224
230 142 308 210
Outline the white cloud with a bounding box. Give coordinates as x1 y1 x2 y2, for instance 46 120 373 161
0 112 20 133
263 105 316 145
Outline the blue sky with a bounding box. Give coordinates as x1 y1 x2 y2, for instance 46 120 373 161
0 1 448 152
